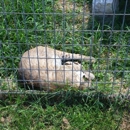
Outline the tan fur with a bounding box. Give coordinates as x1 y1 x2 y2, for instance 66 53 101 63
18 46 95 91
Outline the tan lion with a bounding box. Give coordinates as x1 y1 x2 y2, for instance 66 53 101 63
18 46 95 91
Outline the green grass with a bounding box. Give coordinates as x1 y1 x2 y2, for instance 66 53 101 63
0 0 130 129
0 0 130 94
0 94 127 130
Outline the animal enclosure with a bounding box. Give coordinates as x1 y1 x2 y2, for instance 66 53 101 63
0 0 130 98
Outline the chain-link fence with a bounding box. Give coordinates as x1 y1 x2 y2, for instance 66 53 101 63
0 0 130 99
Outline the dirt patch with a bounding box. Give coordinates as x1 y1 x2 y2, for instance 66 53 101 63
61 117 71 130
0 116 12 124
120 113 130 130
55 0 90 26
55 0 85 13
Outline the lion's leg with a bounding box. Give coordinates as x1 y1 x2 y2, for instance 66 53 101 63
55 49 95 63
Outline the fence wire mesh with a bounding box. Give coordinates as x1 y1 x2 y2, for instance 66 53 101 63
0 0 130 99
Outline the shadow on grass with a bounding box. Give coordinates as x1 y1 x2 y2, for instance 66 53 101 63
1 90 130 112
